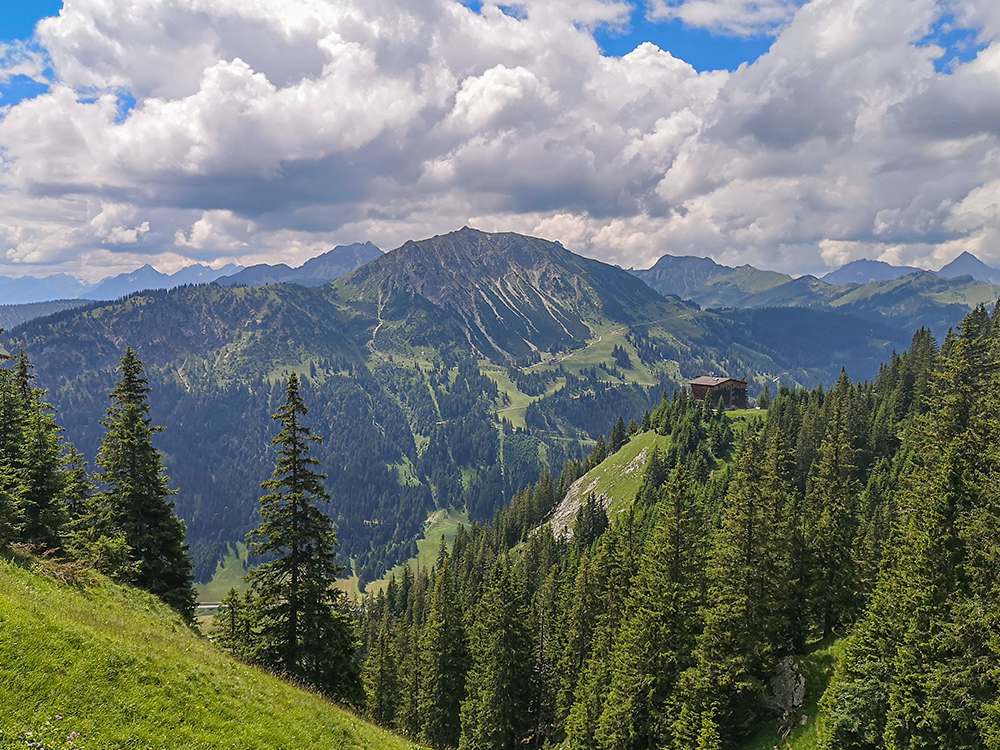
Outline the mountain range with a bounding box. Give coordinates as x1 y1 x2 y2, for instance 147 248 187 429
1 228 910 587
218 241 382 288
0 242 382 306
632 251 1000 336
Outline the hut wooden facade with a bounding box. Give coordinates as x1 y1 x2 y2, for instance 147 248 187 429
689 376 748 409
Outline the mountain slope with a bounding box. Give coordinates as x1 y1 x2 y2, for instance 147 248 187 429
0 300 90 331
632 254 791 302
3 229 911 588
220 242 382 288
634 252 1000 335
0 553 418 749
341 228 676 360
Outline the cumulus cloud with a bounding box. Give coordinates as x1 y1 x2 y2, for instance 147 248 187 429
646 0 801 37
1 0 1000 279
0 42 48 87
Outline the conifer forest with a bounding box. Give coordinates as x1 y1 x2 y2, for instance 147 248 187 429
3 297 1000 748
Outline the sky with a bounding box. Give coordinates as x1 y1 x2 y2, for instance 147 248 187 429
0 0 998 281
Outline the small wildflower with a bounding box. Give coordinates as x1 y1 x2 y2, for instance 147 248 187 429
54 715 63 721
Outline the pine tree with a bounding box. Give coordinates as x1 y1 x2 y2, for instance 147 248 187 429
419 556 468 748
609 416 627 453
595 467 706 750
92 348 195 617
804 372 862 637
758 385 772 409
820 305 1000 750
459 560 534 750
0 365 25 545
216 587 249 658
245 372 360 700
18 362 69 552
674 429 789 743
556 553 602 723
364 614 400 726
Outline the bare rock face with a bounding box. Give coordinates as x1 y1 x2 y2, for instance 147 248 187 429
769 656 807 740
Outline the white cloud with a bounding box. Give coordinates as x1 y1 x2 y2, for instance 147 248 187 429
0 42 48 85
1 0 1000 279
646 0 800 38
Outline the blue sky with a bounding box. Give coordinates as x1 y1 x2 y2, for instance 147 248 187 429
0 0 61 40
592 10 774 71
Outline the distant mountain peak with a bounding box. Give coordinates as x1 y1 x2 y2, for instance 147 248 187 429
937 251 1000 285
823 258 923 286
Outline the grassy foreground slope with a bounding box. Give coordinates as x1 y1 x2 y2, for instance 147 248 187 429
0 555 418 750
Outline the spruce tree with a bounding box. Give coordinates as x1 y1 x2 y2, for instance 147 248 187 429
459 560 534 750
93 348 195 617
0 365 25 544
216 587 249 658
18 371 69 552
609 416 627 453
363 613 400 726
595 467 706 750
419 556 468 749
821 305 1000 750
674 429 790 743
803 373 863 637
245 372 360 700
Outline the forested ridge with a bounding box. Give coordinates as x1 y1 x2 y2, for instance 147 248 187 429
342 305 1000 750
1 230 912 587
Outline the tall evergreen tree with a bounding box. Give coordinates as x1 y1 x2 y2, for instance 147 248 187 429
419 555 468 749
245 371 360 700
803 372 863 637
0 362 25 544
92 348 195 617
364 611 400 726
459 560 534 750
609 416 627 453
673 429 789 744
17 359 69 552
821 305 1000 750
595 467 706 750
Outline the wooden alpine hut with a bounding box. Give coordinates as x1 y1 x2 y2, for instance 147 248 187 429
689 376 748 410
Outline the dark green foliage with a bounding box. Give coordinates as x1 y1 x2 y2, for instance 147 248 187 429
673 429 794 741
757 384 771 408
611 344 632 370
595 467 706 750
573 495 608 550
419 555 468 749
216 587 250 658
243 373 361 701
459 560 535 750
355 322 969 750
820 306 1000 750
609 416 627 453
85 348 195 618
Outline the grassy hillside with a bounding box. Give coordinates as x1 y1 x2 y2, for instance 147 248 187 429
548 430 672 535
0 553 420 750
